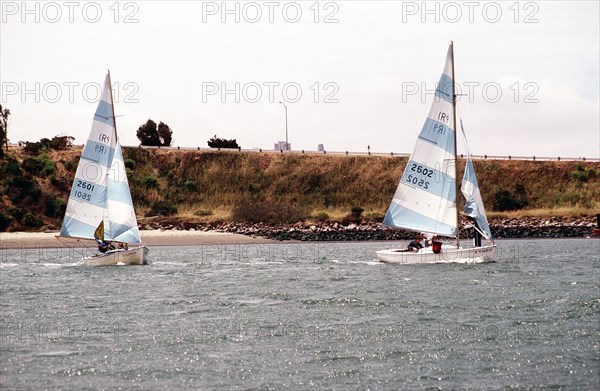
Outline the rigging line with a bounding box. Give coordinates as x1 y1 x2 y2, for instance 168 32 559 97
464 222 492 243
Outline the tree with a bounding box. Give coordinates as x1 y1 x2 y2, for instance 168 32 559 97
49 135 75 150
157 122 173 146
207 135 240 149
137 119 159 146
0 104 10 156
136 119 173 146
21 135 75 155
23 141 44 155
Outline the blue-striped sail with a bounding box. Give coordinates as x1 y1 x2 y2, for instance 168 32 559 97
383 45 458 237
459 119 492 241
60 73 141 244
105 140 142 244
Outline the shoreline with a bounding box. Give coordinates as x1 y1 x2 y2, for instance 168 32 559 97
141 215 598 241
0 231 595 251
0 230 280 250
1 214 598 249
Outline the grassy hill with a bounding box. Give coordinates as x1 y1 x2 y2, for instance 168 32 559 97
1 147 598 231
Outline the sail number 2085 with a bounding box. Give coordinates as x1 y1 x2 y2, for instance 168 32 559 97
406 163 433 190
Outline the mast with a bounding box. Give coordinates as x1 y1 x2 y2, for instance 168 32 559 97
104 70 116 241
450 42 460 248
107 69 119 141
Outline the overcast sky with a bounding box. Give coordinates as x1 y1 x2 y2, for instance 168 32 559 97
1 0 599 158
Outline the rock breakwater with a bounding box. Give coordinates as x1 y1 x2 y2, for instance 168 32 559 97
142 216 597 241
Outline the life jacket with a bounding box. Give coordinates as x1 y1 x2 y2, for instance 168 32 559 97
432 240 442 254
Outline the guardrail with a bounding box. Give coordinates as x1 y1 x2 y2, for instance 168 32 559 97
6 144 599 162
121 145 600 162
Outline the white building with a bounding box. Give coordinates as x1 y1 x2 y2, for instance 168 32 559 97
274 141 291 151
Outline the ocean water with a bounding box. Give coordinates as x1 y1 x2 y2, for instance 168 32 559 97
1 239 598 390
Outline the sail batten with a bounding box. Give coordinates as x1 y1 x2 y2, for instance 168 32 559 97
383 45 457 237
60 72 141 245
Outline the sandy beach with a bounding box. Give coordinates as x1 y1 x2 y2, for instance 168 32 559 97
0 230 279 249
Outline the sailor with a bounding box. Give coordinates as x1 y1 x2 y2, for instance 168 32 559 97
96 240 115 253
473 223 482 247
419 233 431 247
97 240 109 253
407 236 424 252
467 216 482 247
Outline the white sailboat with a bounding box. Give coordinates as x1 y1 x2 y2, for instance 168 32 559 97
376 43 496 264
59 71 148 266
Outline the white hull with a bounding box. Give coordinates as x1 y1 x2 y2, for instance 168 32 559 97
83 246 149 266
376 244 496 264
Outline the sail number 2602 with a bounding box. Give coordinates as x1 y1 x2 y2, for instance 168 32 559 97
406 163 433 189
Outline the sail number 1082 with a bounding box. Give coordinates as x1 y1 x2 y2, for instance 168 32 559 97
406 163 433 190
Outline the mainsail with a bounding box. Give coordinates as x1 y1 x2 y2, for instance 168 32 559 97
60 72 141 244
383 45 458 237
459 119 492 241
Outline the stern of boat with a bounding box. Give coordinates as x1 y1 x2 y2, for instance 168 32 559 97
377 243 497 264
83 245 149 266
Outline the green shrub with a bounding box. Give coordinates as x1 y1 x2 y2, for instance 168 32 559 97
64 160 76 172
23 141 44 155
44 195 66 218
493 190 518 211
148 200 177 216
9 208 25 222
572 170 589 182
351 206 364 220
22 212 43 228
183 180 197 191
22 136 73 155
21 154 56 177
49 135 74 150
124 159 136 170
50 175 70 192
6 176 42 204
571 166 597 182
40 154 57 176
21 157 44 174
491 183 529 211
141 176 159 188
0 155 22 177
0 211 12 231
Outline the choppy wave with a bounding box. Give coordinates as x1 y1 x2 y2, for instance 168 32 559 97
1 239 598 390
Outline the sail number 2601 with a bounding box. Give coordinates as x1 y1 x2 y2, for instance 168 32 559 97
406 163 433 189
74 180 95 201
